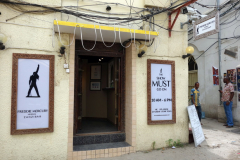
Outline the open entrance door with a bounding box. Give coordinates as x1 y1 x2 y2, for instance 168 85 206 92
73 41 125 136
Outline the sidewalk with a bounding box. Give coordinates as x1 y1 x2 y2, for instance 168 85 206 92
92 118 240 160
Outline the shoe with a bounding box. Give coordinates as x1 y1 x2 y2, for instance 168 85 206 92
223 124 228 126
226 126 233 128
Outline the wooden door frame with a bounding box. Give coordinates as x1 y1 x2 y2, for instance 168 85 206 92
74 40 126 133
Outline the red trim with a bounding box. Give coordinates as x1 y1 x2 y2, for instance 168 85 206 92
168 0 197 37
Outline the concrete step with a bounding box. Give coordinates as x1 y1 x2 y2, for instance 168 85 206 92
73 133 126 145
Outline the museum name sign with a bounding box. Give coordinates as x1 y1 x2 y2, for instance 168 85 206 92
193 12 219 41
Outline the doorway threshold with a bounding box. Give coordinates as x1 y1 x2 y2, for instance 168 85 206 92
73 132 125 145
73 142 131 151
76 131 121 136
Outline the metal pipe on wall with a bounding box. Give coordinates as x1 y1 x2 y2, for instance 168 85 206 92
217 0 222 105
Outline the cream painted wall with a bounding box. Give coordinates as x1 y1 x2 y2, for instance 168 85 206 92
0 1 69 159
136 13 189 151
0 0 190 158
189 1 240 125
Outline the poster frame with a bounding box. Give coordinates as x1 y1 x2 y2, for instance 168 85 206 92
193 12 219 41
90 65 102 80
90 81 101 91
147 59 176 125
11 53 55 135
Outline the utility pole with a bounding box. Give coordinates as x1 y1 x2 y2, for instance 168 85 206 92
217 0 222 105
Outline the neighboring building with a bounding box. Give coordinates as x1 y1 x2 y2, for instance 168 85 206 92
0 0 190 159
189 0 240 125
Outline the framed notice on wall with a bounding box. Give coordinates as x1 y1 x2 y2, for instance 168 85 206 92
90 82 101 91
11 53 54 135
91 65 101 79
147 59 176 125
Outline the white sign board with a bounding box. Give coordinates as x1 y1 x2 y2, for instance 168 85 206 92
151 64 172 121
196 17 216 35
17 59 50 129
193 12 219 40
187 105 205 147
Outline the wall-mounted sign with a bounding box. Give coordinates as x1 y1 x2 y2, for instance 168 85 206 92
227 69 236 87
147 59 176 125
90 82 101 91
11 54 54 135
91 65 101 79
237 68 240 92
187 105 205 147
212 66 219 85
193 12 219 41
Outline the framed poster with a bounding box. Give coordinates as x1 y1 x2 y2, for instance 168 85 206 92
193 12 219 41
147 59 176 125
91 65 101 79
237 68 240 92
11 53 54 135
227 69 236 83
90 82 101 91
212 66 219 85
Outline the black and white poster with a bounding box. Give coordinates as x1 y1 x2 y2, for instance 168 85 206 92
193 12 219 40
151 64 172 121
17 59 49 130
195 17 216 36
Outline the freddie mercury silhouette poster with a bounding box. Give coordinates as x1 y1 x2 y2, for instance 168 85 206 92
17 59 49 130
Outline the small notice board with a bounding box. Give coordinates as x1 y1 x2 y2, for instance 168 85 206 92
187 105 205 147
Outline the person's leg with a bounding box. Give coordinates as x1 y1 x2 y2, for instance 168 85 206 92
198 105 202 122
223 102 228 125
226 101 234 126
196 106 202 122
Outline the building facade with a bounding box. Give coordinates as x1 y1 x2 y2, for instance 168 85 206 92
189 0 240 125
0 0 189 159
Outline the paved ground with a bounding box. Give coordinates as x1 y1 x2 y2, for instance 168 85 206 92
93 118 240 160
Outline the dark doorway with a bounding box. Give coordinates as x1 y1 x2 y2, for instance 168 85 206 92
74 40 125 136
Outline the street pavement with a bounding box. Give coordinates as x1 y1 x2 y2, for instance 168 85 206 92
92 118 240 160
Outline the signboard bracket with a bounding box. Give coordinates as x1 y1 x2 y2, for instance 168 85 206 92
168 0 197 37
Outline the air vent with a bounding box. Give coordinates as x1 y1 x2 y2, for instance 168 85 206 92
224 48 237 58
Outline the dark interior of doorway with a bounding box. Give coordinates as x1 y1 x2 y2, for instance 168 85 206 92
75 55 120 135
188 55 198 71
73 40 128 151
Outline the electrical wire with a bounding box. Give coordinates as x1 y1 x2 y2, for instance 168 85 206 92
1 0 193 52
193 35 240 60
79 23 98 51
118 24 132 48
98 22 117 47
0 0 192 35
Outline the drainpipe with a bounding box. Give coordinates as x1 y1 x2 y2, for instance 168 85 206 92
217 0 222 105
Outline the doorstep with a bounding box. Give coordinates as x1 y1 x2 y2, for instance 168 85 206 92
73 141 130 151
70 145 136 159
73 132 126 145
